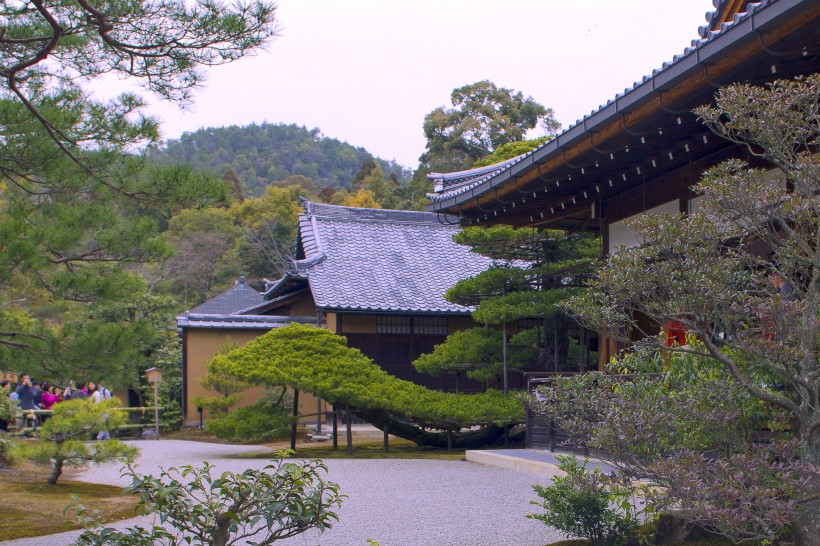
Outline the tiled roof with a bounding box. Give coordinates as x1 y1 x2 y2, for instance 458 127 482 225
178 276 318 330
428 0 780 204
264 201 494 314
177 314 317 329
427 156 527 194
185 276 265 315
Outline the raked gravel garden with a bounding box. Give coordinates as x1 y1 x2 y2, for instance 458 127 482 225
1 439 564 546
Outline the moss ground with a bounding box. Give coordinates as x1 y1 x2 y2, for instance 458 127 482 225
248 437 466 460
165 426 468 460
0 460 138 541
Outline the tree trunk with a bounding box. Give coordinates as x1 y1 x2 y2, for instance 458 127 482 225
290 388 299 450
542 313 570 372
356 408 523 449
48 458 64 485
345 403 353 455
792 417 820 546
213 513 232 546
792 505 820 546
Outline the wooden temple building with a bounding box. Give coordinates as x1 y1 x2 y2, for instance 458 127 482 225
177 200 495 426
427 0 820 368
179 0 818 441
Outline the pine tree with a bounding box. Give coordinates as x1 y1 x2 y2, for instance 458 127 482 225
416 225 599 391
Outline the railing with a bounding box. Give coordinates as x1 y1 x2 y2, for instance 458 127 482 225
9 406 161 436
524 372 586 452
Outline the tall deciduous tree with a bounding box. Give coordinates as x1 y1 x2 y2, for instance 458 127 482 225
229 184 303 282
420 80 560 172
0 0 278 352
564 75 820 544
164 207 240 305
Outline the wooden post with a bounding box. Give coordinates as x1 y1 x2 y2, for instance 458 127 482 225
383 423 389 453
290 388 299 451
502 321 509 394
447 430 453 452
331 405 338 450
345 403 353 455
553 319 559 373
549 416 556 452
316 398 322 434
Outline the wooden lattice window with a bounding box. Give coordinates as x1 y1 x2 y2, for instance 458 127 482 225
518 317 542 331
413 316 448 335
376 316 411 334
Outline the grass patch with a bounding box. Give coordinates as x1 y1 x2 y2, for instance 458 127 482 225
166 426 466 461
0 461 137 541
241 438 466 461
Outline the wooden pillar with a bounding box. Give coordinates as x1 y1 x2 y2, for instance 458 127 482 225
331 404 338 450
290 388 300 451
549 416 556 453
502 321 509 394
383 423 389 453
580 329 587 373
345 403 353 455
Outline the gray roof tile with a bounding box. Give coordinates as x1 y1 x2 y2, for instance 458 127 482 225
177 314 317 329
265 201 494 314
186 276 264 315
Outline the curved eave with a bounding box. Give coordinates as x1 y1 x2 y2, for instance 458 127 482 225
428 0 818 219
317 305 476 316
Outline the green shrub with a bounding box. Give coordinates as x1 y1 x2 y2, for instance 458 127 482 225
13 398 138 484
70 451 344 545
216 323 525 430
0 435 16 466
528 455 640 546
206 403 294 441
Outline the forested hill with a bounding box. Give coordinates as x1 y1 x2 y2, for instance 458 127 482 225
149 123 412 196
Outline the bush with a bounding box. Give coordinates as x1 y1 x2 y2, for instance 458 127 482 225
0 435 16 466
528 455 640 546
206 402 294 442
13 398 137 484
70 451 344 546
217 323 524 429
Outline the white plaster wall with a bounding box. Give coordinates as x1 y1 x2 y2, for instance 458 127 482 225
607 200 680 253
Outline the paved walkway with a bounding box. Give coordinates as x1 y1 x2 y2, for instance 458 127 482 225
1 440 566 546
468 448 617 476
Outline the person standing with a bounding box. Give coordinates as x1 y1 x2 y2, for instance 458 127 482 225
70 383 87 400
15 373 38 430
15 374 37 411
39 383 60 423
90 384 111 440
97 381 111 400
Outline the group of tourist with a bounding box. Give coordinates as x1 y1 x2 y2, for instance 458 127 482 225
0 373 111 432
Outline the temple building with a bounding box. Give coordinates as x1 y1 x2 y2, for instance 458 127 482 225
177 200 495 426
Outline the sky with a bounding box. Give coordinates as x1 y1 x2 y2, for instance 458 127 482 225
111 1 714 168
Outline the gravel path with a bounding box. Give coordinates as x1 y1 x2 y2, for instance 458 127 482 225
2 439 563 546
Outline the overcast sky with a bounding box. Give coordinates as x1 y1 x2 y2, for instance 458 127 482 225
121 1 713 168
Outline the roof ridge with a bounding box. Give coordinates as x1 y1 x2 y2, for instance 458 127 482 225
427 155 523 181
300 200 458 225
